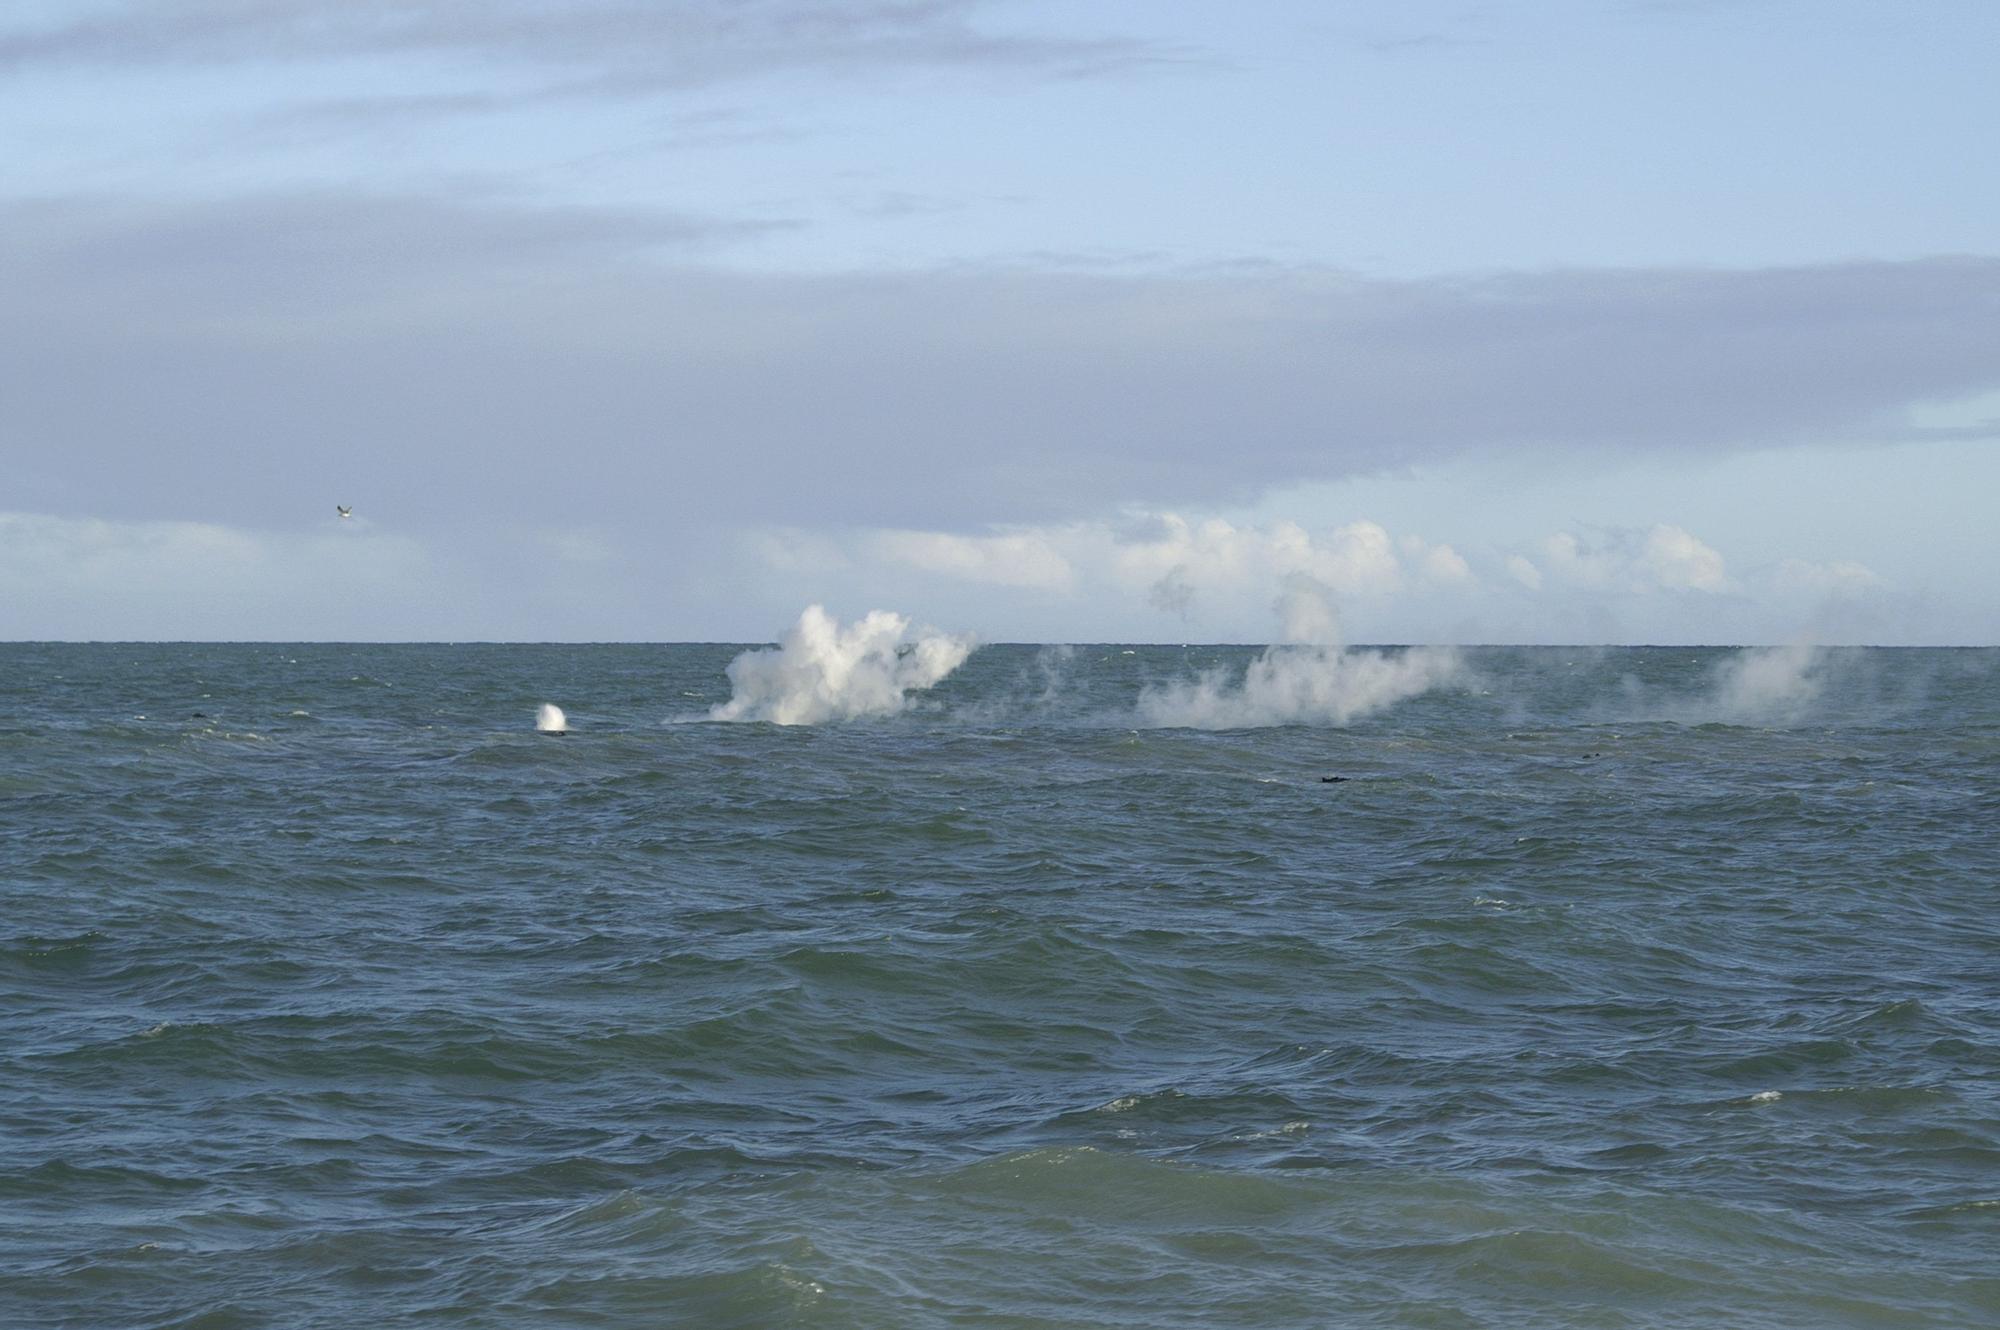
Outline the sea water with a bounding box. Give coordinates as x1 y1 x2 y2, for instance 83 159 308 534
1 642 1996 1328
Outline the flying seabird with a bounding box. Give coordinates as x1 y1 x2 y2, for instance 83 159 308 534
336 505 353 519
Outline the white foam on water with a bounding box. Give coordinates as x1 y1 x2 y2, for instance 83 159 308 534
536 703 568 733
709 604 973 725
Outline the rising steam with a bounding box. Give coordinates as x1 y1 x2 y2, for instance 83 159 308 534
1137 575 1462 729
1707 644 1827 724
710 604 974 724
535 703 568 732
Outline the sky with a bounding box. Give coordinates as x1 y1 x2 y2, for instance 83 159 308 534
3 0 1997 643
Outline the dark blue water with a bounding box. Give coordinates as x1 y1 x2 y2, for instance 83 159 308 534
3 643 1996 1328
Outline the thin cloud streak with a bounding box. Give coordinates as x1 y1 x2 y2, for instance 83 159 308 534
0 0 1162 88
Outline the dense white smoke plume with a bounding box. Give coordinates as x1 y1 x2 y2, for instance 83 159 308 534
1137 576 1463 729
710 604 973 724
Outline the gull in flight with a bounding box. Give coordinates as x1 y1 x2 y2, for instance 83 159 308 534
336 505 353 519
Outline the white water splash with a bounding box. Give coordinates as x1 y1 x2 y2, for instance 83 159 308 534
1138 575 1462 729
709 605 973 725
1139 644 1462 729
535 703 568 732
1709 644 1825 723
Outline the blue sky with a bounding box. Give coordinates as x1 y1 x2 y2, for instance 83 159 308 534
3 0 1996 642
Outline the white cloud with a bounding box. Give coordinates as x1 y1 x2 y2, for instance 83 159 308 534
746 528 853 575
770 513 1798 635
1505 553 1543 590
1107 516 1411 598
1769 557 1887 598
1642 524 1731 592
750 510 1485 641
1403 534 1472 585
1538 523 1732 594
2 504 1916 644
867 528 1074 590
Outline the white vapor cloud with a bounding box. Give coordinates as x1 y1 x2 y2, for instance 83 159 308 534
1769 557 1887 598
775 513 1473 610
1532 524 1732 595
743 508 1915 645
867 529 1074 591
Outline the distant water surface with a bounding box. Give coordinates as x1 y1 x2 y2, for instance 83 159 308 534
2 643 1996 1328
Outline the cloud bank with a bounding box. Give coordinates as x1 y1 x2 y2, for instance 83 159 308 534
751 508 1901 644
0 511 446 639
8 190 1998 542
0 502 1913 644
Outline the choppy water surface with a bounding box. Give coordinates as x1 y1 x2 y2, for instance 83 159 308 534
3 643 1996 1328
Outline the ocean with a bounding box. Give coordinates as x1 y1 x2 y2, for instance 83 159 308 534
2 640 1996 1328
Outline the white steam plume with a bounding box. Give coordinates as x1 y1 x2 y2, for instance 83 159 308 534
535 702 568 732
1138 575 1462 729
1708 643 1826 723
709 604 973 724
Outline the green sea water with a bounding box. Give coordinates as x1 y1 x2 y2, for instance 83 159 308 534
2 642 1996 1328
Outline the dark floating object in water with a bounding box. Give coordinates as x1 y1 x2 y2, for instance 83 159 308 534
1320 774 1349 783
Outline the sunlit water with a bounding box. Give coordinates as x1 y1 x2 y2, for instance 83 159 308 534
2 643 1996 1328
